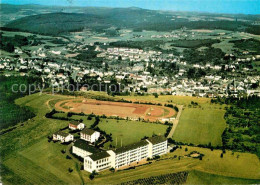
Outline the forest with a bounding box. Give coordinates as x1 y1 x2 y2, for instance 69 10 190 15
0 75 42 129
212 96 260 158
3 7 260 35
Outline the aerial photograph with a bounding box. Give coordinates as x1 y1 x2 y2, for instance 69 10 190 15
0 0 259 184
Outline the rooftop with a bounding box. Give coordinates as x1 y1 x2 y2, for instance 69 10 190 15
81 128 96 135
70 121 82 126
73 139 101 154
89 151 110 161
146 135 167 145
114 140 148 154
54 131 70 137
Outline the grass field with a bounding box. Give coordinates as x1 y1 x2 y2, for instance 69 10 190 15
120 95 226 146
187 170 260 184
1 93 259 184
98 119 168 148
173 108 226 146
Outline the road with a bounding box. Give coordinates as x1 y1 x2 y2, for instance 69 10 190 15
167 105 183 138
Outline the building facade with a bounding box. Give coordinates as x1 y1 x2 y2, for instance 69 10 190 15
83 136 168 173
69 121 85 130
53 131 74 143
80 128 100 143
72 139 101 158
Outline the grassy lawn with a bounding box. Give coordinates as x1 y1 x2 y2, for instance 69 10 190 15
119 95 211 106
187 170 260 184
173 107 226 146
98 119 168 148
1 93 259 185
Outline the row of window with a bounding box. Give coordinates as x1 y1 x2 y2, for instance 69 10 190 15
96 158 109 164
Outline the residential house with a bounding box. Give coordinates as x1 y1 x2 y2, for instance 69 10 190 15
80 128 100 143
53 131 74 143
69 121 85 130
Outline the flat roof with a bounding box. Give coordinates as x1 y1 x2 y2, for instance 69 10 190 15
73 139 101 154
89 151 110 161
114 140 148 154
147 135 167 145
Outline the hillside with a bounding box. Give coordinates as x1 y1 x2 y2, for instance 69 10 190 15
5 12 109 35
3 5 260 35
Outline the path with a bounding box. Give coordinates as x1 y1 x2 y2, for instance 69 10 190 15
45 98 54 111
167 105 183 138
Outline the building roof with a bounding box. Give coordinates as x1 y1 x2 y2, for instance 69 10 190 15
146 136 167 145
81 128 96 135
70 121 82 126
89 151 110 161
54 131 70 137
73 139 101 154
114 140 148 154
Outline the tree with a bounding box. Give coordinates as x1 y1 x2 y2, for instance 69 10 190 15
109 167 115 173
220 153 224 158
153 93 159 98
68 168 73 173
89 170 98 180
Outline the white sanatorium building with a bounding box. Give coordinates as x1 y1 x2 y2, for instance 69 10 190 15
80 136 167 173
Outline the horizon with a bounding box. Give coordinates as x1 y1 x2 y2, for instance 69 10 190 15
1 0 260 15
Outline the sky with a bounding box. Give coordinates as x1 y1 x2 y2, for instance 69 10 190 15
1 0 260 14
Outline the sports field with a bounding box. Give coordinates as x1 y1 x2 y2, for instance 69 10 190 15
55 99 176 122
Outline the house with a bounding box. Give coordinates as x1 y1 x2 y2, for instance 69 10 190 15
72 139 101 158
80 128 100 143
69 121 85 130
53 131 74 143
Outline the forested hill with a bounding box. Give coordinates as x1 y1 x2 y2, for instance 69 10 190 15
5 13 108 35
3 5 260 35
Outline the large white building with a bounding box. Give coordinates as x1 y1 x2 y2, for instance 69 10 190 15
72 139 101 158
83 136 167 173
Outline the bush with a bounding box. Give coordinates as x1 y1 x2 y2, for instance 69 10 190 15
66 155 72 159
68 168 73 173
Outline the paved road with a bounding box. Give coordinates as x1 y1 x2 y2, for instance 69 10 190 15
167 105 183 138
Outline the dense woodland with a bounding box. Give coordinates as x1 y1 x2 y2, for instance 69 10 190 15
212 96 260 157
3 7 260 36
0 76 42 129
